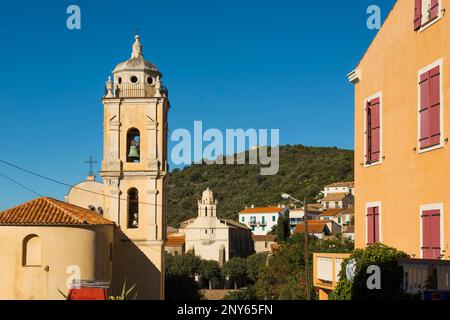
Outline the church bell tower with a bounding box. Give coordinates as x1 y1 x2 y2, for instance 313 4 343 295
100 35 169 300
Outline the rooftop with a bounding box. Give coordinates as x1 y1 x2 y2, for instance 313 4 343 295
239 206 285 214
321 192 350 202
0 197 114 226
320 208 345 217
325 182 354 188
293 221 330 234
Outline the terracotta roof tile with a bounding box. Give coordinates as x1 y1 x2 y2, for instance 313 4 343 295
321 193 350 202
166 234 185 247
0 197 114 226
293 221 329 234
320 208 344 217
239 207 285 214
325 182 355 188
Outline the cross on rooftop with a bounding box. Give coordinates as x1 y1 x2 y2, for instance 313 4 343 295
85 156 98 177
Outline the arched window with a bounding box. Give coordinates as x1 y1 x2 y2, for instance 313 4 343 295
128 188 139 229
205 207 208 217
23 235 41 266
127 128 140 163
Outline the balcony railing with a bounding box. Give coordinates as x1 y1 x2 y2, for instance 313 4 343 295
398 258 450 294
314 254 450 296
313 253 350 291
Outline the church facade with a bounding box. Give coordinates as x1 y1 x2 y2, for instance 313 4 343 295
181 189 254 265
0 35 169 300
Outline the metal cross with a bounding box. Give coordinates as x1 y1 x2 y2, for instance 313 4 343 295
85 156 98 177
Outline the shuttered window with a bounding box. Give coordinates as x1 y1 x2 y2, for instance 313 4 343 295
366 97 381 164
421 209 441 259
367 206 380 245
414 0 422 30
419 65 441 150
430 0 440 20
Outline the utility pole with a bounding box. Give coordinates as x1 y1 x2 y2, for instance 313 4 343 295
304 197 311 300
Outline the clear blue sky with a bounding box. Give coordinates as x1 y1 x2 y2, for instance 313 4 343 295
0 0 396 210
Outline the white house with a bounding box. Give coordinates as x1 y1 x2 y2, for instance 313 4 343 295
238 206 287 235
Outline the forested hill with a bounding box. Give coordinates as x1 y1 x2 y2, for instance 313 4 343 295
166 145 354 227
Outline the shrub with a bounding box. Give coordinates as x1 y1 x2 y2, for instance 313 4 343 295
331 243 416 300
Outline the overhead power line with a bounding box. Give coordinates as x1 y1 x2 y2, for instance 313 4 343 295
0 158 249 213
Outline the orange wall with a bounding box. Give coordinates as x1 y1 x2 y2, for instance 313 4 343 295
354 0 450 259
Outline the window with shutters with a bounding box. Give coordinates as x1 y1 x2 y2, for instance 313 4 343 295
420 204 442 260
366 203 381 245
364 93 382 166
418 60 443 152
415 0 441 31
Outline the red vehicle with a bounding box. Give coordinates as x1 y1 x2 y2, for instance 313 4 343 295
68 280 110 300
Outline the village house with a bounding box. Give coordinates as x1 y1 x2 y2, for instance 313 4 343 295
238 206 287 235
293 220 341 240
314 0 450 299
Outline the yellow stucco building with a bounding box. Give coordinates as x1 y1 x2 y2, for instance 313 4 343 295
0 35 169 300
350 0 449 259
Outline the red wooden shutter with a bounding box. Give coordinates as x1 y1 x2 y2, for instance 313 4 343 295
422 209 441 259
367 206 379 245
419 66 440 149
369 98 381 162
430 0 440 20
429 66 441 147
419 71 431 149
367 207 374 245
373 206 380 243
414 0 422 30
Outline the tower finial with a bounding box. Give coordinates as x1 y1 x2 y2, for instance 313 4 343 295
131 34 142 58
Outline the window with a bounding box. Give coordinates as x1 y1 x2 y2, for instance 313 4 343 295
415 0 440 30
23 235 41 267
365 95 381 165
262 216 266 224
127 128 141 163
262 226 266 232
128 188 139 229
205 207 208 217
419 62 442 151
130 75 138 83
335 202 339 208
421 205 442 259
338 217 342 225
366 205 380 245
272 215 276 222
325 202 329 209
241 216 245 222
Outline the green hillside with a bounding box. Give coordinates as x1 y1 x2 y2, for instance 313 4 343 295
166 145 354 227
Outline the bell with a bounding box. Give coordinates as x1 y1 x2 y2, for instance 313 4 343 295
128 145 140 159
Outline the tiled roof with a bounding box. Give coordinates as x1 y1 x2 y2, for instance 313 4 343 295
239 207 284 214
325 182 354 188
0 197 114 226
321 208 344 217
252 235 277 242
321 193 350 202
166 234 185 247
342 207 355 215
294 221 329 234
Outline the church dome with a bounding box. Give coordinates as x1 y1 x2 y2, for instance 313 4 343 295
202 188 214 199
112 35 159 74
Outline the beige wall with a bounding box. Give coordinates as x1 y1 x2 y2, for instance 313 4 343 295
0 225 113 300
354 0 450 257
66 178 105 210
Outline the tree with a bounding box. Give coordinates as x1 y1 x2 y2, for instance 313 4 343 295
255 233 354 300
222 257 247 290
276 209 290 242
199 260 221 290
331 243 417 300
166 252 202 278
165 253 203 300
245 253 268 283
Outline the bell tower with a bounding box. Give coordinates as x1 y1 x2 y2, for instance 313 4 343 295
100 35 169 300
